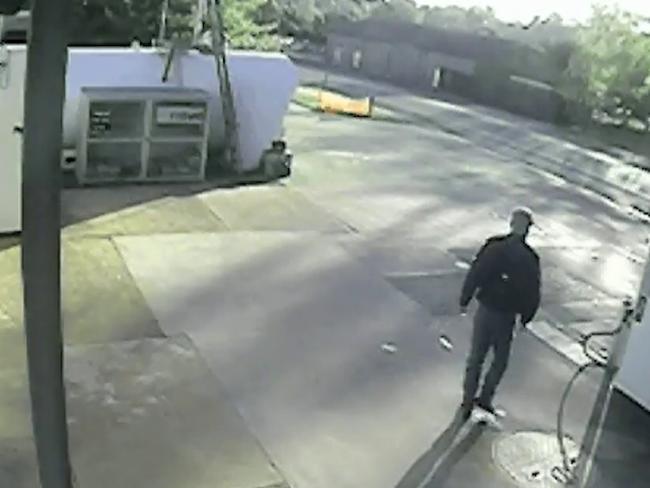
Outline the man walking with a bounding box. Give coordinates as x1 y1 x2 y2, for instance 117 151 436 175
459 207 541 420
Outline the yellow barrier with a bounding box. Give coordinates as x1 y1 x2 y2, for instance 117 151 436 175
319 91 373 117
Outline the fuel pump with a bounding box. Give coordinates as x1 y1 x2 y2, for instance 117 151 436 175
552 250 650 486
614 248 650 410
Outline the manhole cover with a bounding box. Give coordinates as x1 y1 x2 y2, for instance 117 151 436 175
493 431 580 486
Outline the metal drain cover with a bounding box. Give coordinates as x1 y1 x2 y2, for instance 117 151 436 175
493 431 580 486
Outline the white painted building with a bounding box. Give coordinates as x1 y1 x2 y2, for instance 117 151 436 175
0 41 298 233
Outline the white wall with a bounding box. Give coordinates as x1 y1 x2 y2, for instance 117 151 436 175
0 46 24 233
616 307 650 411
3 45 298 173
616 250 650 412
66 48 298 172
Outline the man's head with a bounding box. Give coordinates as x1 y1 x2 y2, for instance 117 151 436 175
510 207 534 238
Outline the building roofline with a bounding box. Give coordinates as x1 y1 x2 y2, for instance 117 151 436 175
327 18 529 62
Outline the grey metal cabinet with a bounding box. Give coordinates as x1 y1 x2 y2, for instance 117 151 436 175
77 87 210 185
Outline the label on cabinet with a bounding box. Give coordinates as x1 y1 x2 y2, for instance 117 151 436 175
156 105 205 125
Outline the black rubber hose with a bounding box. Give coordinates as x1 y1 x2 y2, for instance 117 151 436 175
581 325 623 365
554 324 625 480
556 361 600 477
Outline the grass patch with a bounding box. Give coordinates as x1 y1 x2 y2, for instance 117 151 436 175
562 122 650 169
0 237 161 346
293 86 323 112
63 194 226 237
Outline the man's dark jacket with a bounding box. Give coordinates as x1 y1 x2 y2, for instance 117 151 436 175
460 234 541 325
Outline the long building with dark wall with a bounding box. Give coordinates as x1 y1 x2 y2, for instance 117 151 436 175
325 18 566 123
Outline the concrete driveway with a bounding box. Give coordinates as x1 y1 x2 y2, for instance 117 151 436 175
110 105 649 487
3 76 647 487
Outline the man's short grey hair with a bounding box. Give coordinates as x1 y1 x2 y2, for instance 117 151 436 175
511 207 534 225
510 207 534 235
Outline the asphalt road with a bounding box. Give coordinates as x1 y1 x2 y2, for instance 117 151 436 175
297 64 649 260
296 66 649 332
3 67 648 487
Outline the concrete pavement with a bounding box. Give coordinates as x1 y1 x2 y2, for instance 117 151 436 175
286 101 645 352
0 190 288 487
298 64 650 226
1 86 649 486
115 231 605 487
1 334 289 488
282 106 649 485
66 336 285 488
93 106 650 485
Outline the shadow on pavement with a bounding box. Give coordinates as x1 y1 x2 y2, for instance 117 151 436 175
60 178 276 229
395 408 484 488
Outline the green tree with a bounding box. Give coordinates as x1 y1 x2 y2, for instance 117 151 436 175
258 0 372 41
221 0 279 50
68 0 145 45
421 5 497 32
566 4 650 128
67 0 280 51
162 0 195 43
267 0 322 38
544 40 576 74
370 0 418 23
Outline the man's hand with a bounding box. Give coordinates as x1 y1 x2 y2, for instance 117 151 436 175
514 317 528 337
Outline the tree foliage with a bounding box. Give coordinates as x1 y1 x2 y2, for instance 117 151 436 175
67 0 280 50
55 0 650 128
369 0 418 23
221 0 279 50
421 5 498 33
68 0 161 46
566 5 650 127
260 0 371 40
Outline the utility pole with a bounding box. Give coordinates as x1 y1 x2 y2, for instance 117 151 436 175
21 0 73 487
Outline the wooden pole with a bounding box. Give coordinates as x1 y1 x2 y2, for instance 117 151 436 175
21 0 73 486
